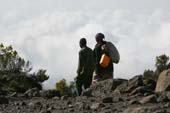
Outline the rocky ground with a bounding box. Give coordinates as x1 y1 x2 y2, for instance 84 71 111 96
0 73 170 113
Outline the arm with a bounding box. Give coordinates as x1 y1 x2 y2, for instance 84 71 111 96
77 51 84 77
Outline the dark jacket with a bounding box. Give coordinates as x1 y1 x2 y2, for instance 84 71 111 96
94 41 113 75
77 46 94 79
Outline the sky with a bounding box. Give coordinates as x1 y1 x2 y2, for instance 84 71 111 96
0 0 170 89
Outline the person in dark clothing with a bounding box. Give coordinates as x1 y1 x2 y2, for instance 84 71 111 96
76 38 94 96
93 33 113 82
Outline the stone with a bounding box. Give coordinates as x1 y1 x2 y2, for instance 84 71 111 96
111 79 128 90
28 101 42 108
90 103 100 110
102 97 113 103
126 75 144 93
75 102 85 110
143 79 156 91
47 106 55 111
90 102 105 110
155 69 170 92
129 99 141 105
19 102 26 106
53 96 60 100
130 86 154 96
114 81 128 93
140 94 157 104
68 109 74 112
164 103 170 108
68 104 74 108
123 107 149 113
113 97 124 102
157 94 170 102
130 86 146 95
92 79 113 96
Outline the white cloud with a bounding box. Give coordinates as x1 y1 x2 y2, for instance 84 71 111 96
0 1 170 88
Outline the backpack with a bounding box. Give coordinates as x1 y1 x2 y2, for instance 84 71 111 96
102 42 120 64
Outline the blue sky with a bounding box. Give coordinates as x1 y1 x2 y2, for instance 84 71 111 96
0 0 170 88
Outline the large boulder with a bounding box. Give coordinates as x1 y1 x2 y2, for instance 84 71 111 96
126 75 144 93
92 79 113 97
143 79 156 91
155 69 170 92
111 78 128 90
114 80 128 93
92 78 128 96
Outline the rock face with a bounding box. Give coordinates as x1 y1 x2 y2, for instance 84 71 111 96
155 69 170 92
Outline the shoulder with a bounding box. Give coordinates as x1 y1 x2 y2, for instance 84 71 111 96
94 43 101 49
79 48 86 54
86 46 93 51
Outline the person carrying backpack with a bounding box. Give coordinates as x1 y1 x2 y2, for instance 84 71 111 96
93 33 120 82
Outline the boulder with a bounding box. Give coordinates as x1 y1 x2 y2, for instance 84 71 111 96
143 79 156 91
139 94 157 104
155 69 170 92
126 75 144 93
92 79 113 97
114 80 128 93
90 103 104 110
130 86 154 96
111 78 128 90
102 96 113 103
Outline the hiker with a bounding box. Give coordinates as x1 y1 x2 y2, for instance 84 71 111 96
93 33 119 82
76 38 94 96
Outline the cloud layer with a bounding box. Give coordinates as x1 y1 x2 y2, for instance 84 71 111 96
0 1 170 88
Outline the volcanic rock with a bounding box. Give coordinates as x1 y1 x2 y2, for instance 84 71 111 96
155 69 170 92
102 97 113 103
139 94 157 104
111 78 128 90
126 75 144 93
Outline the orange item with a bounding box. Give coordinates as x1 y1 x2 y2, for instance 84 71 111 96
100 54 110 67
